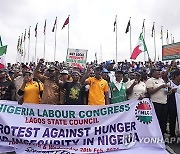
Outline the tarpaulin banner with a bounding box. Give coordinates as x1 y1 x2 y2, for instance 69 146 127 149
0 99 167 153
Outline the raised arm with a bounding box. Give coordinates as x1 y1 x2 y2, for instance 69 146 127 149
80 65 92 85
34 59 46 83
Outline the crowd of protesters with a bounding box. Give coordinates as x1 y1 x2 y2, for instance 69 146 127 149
0 58 180 141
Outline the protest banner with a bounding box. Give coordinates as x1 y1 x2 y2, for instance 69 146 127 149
66 48 88 68
162 42 180 60
0 99 168 154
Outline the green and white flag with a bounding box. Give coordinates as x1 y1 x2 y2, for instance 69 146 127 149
0 36 7 69
130 33 147 60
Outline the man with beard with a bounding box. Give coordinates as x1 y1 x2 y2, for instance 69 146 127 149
34 59 59 105
81 65 109 105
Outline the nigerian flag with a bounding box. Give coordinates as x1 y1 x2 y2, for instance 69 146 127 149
0 36 7 69
130 33 148 60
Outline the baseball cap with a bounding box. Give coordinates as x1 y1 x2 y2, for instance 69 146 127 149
25 70 33 74
60 70 69 74
95 65 103 71
105 60 115 66
47 65 55 71
102 68 109 73
72 70 81 76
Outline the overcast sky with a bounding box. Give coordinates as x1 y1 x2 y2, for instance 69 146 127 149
0 0 180 64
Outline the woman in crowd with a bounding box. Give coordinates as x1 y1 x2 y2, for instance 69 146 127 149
126 72 147 100
17 70 43 104
109 70 127 103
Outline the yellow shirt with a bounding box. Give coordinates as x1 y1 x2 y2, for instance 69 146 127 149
86 77 109 105
23 81 43 104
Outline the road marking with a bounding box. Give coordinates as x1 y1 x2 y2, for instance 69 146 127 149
166 145 176 154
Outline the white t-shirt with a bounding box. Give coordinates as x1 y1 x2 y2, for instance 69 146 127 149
167 80 177 89
177 86 180 94
108 71 115 82
146 77 167 104
126 79 147 100
168 80 180 94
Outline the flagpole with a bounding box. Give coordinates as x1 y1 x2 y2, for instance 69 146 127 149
43 20 46 59
16 36 20 63
142 19 146 62
28 26 31 63
115 15 117 63
35 36 37 63
161 26 163 46
95 52 97 63
43 34 46 59
161 26 163 61
153 22 157 62
166 30 169 44
68 15 70 49
23 40 26 63
34 23 38 63
54 21 57 61
20 33 23 63
129 17 132 62
23 29 26 63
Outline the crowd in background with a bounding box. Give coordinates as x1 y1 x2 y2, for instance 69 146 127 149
0 59 180 141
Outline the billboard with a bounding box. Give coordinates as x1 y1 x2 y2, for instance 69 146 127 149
66 48 88 68
162 42 180 60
